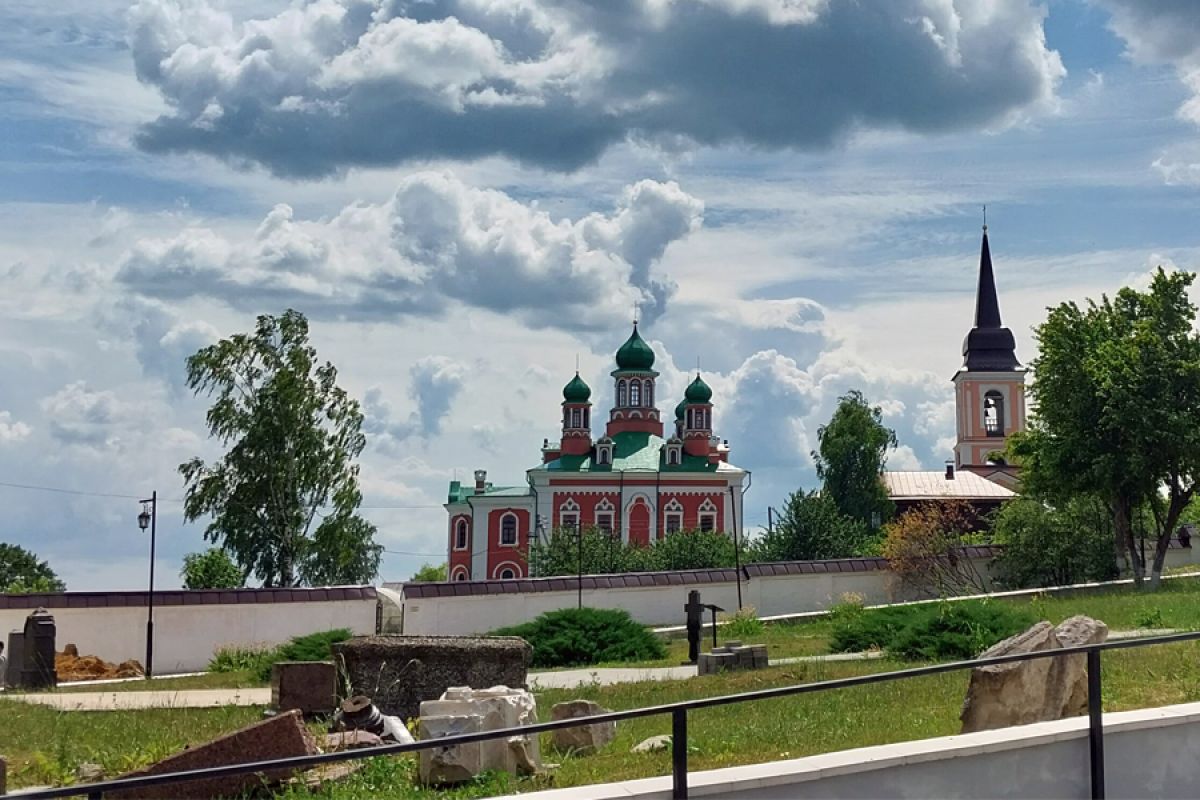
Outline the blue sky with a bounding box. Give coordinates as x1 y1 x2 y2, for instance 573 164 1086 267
3 0 1200 590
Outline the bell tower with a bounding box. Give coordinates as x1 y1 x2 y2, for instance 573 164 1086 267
953 224 1026 487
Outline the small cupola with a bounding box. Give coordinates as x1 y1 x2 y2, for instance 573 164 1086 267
684 373 712 404
594 435 615 466
562 372 591 403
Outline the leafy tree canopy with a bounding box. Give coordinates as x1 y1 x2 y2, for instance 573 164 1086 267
409 563 448 583
991 496 1118 590
528 527 738 577
0 543 65 594
1012 268 1200 588
180 548 244 590
813 390 897 528
750 489 874 563
179 309 383 588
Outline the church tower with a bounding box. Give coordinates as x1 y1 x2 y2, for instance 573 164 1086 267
953 225 1025 487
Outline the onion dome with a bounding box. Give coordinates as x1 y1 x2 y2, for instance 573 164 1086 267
684 373 712 404
675 398 687 420
614 323 656 370
562 372 591 403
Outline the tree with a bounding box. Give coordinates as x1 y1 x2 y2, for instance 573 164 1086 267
813 390 897 528
527 527 737 577
409 563 448 582
179 309 383 588
991 496 1118 589
180 548 243 590
1013 269 1200 589
750 489 873 562
0 544 65 594
881 500 989 597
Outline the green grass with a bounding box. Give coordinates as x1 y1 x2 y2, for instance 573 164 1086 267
48 669 266 694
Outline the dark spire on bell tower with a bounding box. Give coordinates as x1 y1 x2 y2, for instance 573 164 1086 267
961 221 1021 372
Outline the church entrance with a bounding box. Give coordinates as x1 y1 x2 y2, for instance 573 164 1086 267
628 499 651 547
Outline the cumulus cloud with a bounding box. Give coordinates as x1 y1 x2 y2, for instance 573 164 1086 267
365 355 469 448
39 381 138 449
120 299 220 392
128 0 1065 175
1100 2 1200 126
0 411 32 443
116 173 701 330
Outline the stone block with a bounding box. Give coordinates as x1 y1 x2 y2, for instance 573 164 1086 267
109 709 319 799
550 700 616 755
960 617 1109 734
321 730 383 751
272 661 336 716
332 635 531 722
418 686 540 785
632 735 671 754
700 652 736 675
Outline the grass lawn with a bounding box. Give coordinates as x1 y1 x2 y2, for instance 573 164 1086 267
46 669 266 694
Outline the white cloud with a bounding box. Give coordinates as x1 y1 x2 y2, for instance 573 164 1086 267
116 172 702 331
0 411 32 442
127 0 1065 176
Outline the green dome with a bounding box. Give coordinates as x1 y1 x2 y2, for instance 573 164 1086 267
615 323 656 370
675 398 687 420
685 374 712 404
562 372 591 403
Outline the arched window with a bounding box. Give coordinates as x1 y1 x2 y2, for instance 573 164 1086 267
663 499 683 535
571 408 582 428
563 408 570 427
500 568 515 579
559 498 580 532
451 566 469 581
583 408 590 428
630 380 642 407
617 379 628 407
667 448 680 465
984 391 1005 437
698 498 718 532
454 519 468 550
645 381 654 408
493 562 520 580
500 513 518 546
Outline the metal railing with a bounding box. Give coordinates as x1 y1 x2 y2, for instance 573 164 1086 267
7 630 1200 800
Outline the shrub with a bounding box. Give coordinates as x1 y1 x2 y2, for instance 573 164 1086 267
493 608 665 668
720 606 765 639
830 600 1035 660
209 644 275 675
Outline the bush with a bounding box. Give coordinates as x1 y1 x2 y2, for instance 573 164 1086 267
830 600 1036 660
493 608 665 668
208 628 354 682
719 606 765 639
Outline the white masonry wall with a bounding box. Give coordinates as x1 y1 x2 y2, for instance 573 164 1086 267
0 596 378 674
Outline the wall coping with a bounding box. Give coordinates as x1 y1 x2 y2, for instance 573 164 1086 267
395 548 1001 598
492 701 1200 800
0 585 377 610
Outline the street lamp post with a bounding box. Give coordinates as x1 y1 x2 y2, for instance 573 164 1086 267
137 491 157 679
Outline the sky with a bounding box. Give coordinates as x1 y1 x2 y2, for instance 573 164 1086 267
3 0 1200 591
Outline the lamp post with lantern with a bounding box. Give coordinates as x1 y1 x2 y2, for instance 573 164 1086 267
137 491 156 679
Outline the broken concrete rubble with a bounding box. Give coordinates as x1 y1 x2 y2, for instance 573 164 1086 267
271 661 335 716
418 686 540 785
550 700 616 755
108 709 318 799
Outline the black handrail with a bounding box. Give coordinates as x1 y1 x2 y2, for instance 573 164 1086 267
7 630 1200 800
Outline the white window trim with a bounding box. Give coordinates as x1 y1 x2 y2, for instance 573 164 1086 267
698 498 718 532
560 512 580 531
596 512 615 535
453 518 469 551
665 512 683 534
499 512 519 547
493 561 521 580
451 566 469 581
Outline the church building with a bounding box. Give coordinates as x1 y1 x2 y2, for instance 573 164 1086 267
444 325 748 581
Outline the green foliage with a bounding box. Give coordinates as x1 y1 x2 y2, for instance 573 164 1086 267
409 563 449 582
813 390 897 527
1014 268 1200 587
1134 607 1165 629
208 628 353 682
991 496 1118 589
750 489 874 562
881 501 989 597
720 606 765 639
493 608 665 668
830 600 1036 660
208 645 275 676
528 527 737 577
179 309 382 587
180 548 243 590
0 544 65 594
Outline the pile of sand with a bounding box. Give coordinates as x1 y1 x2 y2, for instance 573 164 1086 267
55 643 145 682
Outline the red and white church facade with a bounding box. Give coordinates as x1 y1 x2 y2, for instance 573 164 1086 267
445 324 747 581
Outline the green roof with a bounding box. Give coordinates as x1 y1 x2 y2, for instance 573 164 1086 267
685 374 712 404
534 431 723 473
614 323 656 371
562 372 591 403
675 398 687 420
447 483 529 504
